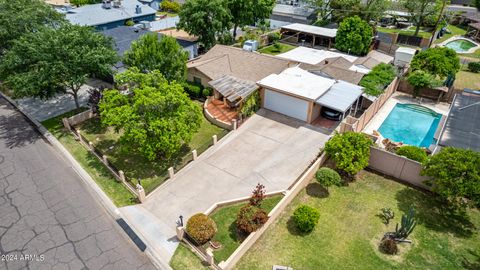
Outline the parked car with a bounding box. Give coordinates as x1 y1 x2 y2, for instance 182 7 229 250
321 107 342 121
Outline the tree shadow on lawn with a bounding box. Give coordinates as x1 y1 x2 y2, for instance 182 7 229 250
462 249 480 270
79 117 108 135
395 188 475 238
306 183 329 198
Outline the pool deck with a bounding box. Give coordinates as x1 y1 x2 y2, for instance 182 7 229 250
363 92 451 136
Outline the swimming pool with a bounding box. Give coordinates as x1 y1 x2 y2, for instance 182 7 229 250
441 37 480 54
378 104 442 148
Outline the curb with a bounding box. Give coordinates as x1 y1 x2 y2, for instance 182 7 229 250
0 92 171 270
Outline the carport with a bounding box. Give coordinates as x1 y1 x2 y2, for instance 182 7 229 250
315 80 363 121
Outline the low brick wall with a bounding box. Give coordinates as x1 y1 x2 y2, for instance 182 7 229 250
368 146 430 190
204 98 234 130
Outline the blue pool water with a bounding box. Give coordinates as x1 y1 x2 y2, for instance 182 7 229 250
378 104 442 147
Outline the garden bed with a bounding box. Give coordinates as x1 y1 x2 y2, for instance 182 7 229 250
235 171 480 269
75 102 228 194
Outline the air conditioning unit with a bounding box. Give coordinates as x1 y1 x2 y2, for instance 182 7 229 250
102 0 112 9
113 0 122 8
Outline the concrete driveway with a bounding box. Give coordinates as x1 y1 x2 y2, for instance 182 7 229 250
120 109 330 262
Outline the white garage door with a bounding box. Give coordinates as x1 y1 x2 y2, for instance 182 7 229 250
264 89 309 121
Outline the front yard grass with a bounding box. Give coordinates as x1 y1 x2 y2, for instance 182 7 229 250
76 102 227 194
210 195 283 264
235 171 480 269
170 243 209 270
259 43 297 55
41 109 137 207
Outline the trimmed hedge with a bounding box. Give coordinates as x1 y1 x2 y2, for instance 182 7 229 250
182 82 211 99
292 205 320 233
396 145 428 163
186 213 217 245
315 167 342 189
468 62 480 73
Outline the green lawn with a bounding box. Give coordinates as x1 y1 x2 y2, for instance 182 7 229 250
434 24 468 44
235 170 480 270
259 43 297 55
157 11 178 17
76 102 227 194
454 67 480 90
462 49 480 60
170 243 210 270
377 26 432 39
209 195 283 264
41 109 138 207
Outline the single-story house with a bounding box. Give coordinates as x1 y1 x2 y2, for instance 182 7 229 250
437 89 480 152
300 57 366 85
138 0 162 10
101 26 198 72
63 0 156 30
280 23 338 49
187 45 292 89
258 66 363 123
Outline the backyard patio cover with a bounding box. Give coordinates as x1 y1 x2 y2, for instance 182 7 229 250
208 75 258 103
315 80 363 113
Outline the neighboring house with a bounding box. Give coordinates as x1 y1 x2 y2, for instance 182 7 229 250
101 26 198 72
138 0 162 10
187 45 292 88
437 89 480 152
45 0 69 7
300 57 366 85
258 67 364 123
63 0 156 30
270 2 316 29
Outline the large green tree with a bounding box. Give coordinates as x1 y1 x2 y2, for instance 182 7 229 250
407 70 441 97
401 0 442 36
309 0 390 24
0 0 65 53
124 34 188 82
177 0 231 49
335 16 373 56
227 0 275 39
0 24 117 108
410 47 460 79
422 147 480 209
99 68 202 161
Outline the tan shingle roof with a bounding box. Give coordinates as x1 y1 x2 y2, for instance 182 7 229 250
299 57 365 85
187 45 292 82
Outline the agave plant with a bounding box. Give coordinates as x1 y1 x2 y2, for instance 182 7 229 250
393 207 417 240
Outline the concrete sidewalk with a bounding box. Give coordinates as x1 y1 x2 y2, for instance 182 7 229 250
120 109 330 261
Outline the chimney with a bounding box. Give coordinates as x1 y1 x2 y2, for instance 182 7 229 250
135 5 142 14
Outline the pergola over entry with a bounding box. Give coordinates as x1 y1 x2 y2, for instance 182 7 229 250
208 75 259 107
315 80 363 120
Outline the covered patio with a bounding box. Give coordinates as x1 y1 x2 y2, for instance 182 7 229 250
315 80 364 122
280 23 337 49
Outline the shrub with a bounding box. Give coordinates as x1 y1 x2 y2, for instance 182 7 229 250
292 205 320 233
268 32 281 43
240 91 261 118
379 237 398 255
359 63 397 97
236 205 269 234
161 0 181 13
272 42 282 52
324 132 373 176
422 147 480 209
186 213 217 245
249 183 266 207
468 62 480 73
407 70 441 98
396 145 428 163
202 87 212 98
315 167 342 190
125 20 135 26
183 81 203 98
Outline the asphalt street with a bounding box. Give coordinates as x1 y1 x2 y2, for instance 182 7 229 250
0 97 155 270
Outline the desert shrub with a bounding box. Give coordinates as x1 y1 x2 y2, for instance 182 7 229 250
161 0 181 13
202 87 212 98
240 91 261 118
315 167 342 190
379 237 398 255
324 132 373 175
236 205 269 234
292 205 320 233
183 81 203 98
268 32 281 43
186 213 217 245
396 145 428 163
468 62 480 73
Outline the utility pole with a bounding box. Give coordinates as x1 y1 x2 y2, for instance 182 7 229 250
428 0 448 48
